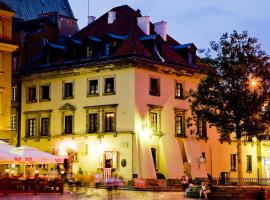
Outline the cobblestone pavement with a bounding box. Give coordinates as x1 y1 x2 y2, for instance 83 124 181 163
0 187 197 200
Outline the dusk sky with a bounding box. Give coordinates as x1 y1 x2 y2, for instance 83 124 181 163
69 0 270 54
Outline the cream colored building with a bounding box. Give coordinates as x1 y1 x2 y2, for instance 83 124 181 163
17 5 270 181
0 3 17 141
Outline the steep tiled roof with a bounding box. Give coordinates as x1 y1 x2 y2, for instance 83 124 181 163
0 0 75 20
72 5 188 66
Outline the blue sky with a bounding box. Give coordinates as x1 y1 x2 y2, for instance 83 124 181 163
69 0 270 54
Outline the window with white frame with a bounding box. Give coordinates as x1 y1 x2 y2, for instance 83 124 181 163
10 115 16 131
27 118 36 137
11 86 17 101
0 51 3 72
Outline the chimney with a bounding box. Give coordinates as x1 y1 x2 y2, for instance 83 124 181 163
154 21 167 41
108 11 116 24
137 16 150 35
88 16 96 25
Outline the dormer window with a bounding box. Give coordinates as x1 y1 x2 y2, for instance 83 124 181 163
86 46 93 58
188 51 195 65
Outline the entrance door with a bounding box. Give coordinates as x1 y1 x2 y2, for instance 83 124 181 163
151 148 157 170
103 151 113 179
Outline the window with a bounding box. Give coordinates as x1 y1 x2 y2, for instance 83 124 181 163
150 112 158 132
13 56 19 72
230 154 237 171
0 91 3 115
149 78 160 96
64 115 73 134
86 46 93 58
88 79 99 95
63 82 73 98
40 117 50 136
246 155 252 172
175 82 184 99
0 51 3 72
27 86 36 102
0 20 2 39
105 112 116 132
88 113 98 133
11 86 17 101
175 113 185 137
197 116 207 138
40 85 50 100
10 115 16 131
27 118 36 137
104 77 115 94
188 52 195 65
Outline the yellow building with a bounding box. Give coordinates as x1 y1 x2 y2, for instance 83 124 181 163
16 5 270 181
0 3 17 141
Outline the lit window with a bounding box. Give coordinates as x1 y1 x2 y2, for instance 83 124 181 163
0 51 3 72
175 114 185 137
89 79 99 95
150 112 158 132
27 118 36 137
149 78 160 96
11 86 17 101
86 46 93 58
10 115 16 131
27 86 36 102
64 115 73 134
105 112 115 132
41 117 50 136
246 155 252 172
40 85 50 100
197 116 207 138
104 77 115 94
230 154 237 171
63 82 73 98
88 113 98 133
175 82 184 99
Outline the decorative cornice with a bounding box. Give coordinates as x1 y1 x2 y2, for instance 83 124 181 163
59 103 76 111
23 109 53 115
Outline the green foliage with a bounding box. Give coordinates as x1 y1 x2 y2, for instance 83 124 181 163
190 30 270 141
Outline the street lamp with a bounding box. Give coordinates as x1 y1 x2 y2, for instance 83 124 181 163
248 77 260 91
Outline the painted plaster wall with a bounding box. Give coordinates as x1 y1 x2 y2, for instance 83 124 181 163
134 68 207 179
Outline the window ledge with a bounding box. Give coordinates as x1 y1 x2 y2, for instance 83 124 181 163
246 170 253 173
103 92 115 96
0 71 3 75
175 134 187 138
175 96 185 100
149 92 160 96
26 100 37 104
87 93 99 97
39 98 51 102
63 96 74 100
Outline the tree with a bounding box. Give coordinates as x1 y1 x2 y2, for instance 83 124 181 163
190 30 270 179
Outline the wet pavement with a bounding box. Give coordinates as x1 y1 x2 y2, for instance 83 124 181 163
0 187 196 200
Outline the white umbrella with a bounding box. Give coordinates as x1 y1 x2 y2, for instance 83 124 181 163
10 146 63 164
0 148 20 164
0 140 15 152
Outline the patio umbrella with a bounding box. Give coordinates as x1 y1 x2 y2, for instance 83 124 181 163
0 148 20 164
9 146 63 164
0 140 15 152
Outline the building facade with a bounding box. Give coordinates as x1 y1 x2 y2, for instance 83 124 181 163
13 4 270 180
0 3 17 141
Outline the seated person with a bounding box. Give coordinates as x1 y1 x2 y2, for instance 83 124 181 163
200 181 211 199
